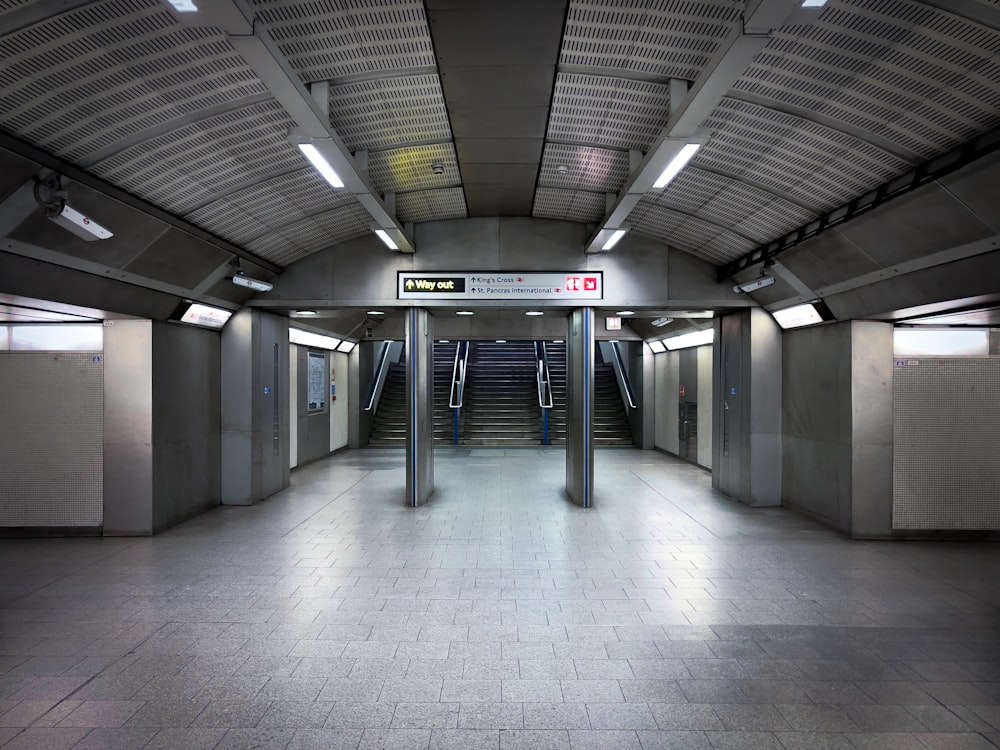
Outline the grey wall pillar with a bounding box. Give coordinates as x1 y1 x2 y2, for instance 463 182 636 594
713 308 782 507
642 344 655 450
405 307 434 507
222 308 290 505
103 320 154 535
348 344 362 449
566 307 595 507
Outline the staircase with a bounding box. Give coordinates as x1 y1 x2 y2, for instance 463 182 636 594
594 346 633 445
462 341 542 444
368 356 406 445
544 341 567 445
434 342 457 444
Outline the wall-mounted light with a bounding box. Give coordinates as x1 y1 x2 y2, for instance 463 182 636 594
733 274 775 294
373 228 398 250
651 317 673 327
289 327 341 350
771 303 823 329
33 176 114 241
230 260 273 293
293 310 317 317
525 311 544 316
456 311 474 316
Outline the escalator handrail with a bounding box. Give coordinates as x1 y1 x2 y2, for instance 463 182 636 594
449 341 469 408
536 341 553 409
610 341 637 409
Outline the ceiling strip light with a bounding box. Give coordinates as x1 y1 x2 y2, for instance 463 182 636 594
297 143 344 188
664 329 715 350
602 228 629 251
653 143 702 189
373 228 398 250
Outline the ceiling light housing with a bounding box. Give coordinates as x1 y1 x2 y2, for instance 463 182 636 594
771 302 824 329
525 311 544 317
651 317 673 327
734 274 776 294
296 143 345 188
664 329 715 350
456 311 474 316
801 0 827 7
166 0 198 10
373 228 398 250
232 271 273 293
616 310 635 316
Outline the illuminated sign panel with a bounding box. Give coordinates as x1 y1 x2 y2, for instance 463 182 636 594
398 272 603 301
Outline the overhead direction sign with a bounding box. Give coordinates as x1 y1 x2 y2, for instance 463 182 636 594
398 272 603 301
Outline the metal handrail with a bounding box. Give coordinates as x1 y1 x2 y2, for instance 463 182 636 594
536 341 553 409
449 341 469 408
609 341 637 409
363 341 394 411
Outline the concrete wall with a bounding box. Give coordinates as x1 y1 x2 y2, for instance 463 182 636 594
651 345 712 469
697 344 713 470
221 308 289 505
653 350 680 455
782 320 893 538
289 346 350 468
330 351 349 451
103 320 153 535
151 322 221 533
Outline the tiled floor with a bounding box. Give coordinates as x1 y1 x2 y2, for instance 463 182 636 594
2 447 999 750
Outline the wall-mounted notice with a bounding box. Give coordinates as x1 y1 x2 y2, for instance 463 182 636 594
398 272 603 301
307 351 326 412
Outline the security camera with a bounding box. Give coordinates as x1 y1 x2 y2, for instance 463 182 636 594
431 162 444 175
365 326 374 338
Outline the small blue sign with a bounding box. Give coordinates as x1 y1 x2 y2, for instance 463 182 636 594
895 359 905 367
92 356 101 362
730 387 737 395
264 387 272 394
331 384 336 395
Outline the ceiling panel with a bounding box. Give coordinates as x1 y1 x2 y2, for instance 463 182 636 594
700 98 912 212
185 169 358 245
627 202 752 264
123 227 231 289
455 139 544 164
396 188 468 224
561 0 742 81
250 0 435 81
533 187 606 223
538 143 630 193
0 2 267 164
734 0 1000 159
368 143 461 194
245 202 372 265
328 75 451 152
549 73 671 150
89 100 300 215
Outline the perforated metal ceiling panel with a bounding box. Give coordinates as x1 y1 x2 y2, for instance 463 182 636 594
735 0 1000 159
533 187 607 224
90 100 300 215
251 0 435 82
246 202 372 265
0 2 267 164
628 202 753 263
700 98 912 212
549 74 671 150
368 143 460 194
538 143 630 193
649 168 818 244
329 75 452 152
561 0 742 81
186 169 358 245
396 188 468 224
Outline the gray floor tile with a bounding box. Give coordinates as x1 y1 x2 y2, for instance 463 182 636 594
324 701 396 728
66 726 159 750
560 680 623 703
391 702 459 729
125 700 210 728
359 728 431 749
586 702 657 730
286 727 365 750
215 727 295 750
190 700 273 728
910 732 999 749
712 704 791 732
258 701 334 728
776 704 860 733
429 728 500 749
773 732 854 750
500 729 570 750
567 729 642 749
523 703 591 730
56 700 144 728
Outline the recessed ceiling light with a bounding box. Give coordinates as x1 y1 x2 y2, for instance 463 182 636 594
495 340 507 343
651 317 673 327
801 0 827 7
366 310 385 316
616 310 635 316
525 311 544 316
294 310 317 316
556 165 569 175
456 311 474 316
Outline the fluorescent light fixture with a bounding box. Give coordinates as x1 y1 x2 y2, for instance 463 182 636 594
438 340 451 343
289 328 341 351
232 272 273 293
664 328 715 350
496 340 507 344
373 228 398 250
893 329 988 357
653 143 701 189
734 274 776 294
801 0 827 7
651 317 673 327
602 227 629 250
167 0 198 10
293 310 317 316
525 311 544 316
179 303 232 329
648 340 666 353
367 310 385 316
617 310 635 316
772 303 823 329
456 310 474 316
46 203 114 241
297 143 344 188
337 340 356 353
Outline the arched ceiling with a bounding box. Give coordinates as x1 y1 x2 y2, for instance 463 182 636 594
1 0 999 319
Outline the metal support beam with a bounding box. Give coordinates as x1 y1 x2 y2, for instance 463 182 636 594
0 0 100 38
585 0 812 253
911 0 1000 32
180 0 414 253
718 126 1000 281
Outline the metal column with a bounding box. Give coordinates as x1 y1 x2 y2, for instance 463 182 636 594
566 307 595 508
405 307 434 507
